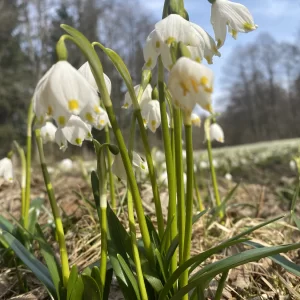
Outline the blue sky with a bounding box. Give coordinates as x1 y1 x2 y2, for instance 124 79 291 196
142 0 300 109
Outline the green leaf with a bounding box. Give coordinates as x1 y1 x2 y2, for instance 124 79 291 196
28 208 38 235
91 266 101 288
245 241 300 277
174 243 300 300
290 181 300 211
192 209 208 224
160 215 175 253
82 274 101 300
117 254 141 300
158 238 248 300
67 265 78 300
35 224 62 300
0 215 14 233
91 171 100 217
69 275 84 300
292 212 300 231
165 236 179 268
94 43 133 90
145 216 160 249
107 144 119 155
207 183 239 226
103 268 113 300
1 230 56 298
154 249 168 282
107 204 132 261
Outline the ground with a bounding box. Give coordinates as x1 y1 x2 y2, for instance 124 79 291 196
1 139 300 299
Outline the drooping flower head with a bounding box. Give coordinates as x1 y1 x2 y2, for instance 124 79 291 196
210 0 258 48
0 157 13 182
33 61 105 129
168 57 214 114
55 116 92 151
143 14 219 70
40 122 57 144
209 123 224 143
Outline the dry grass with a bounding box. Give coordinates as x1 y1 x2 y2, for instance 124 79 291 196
0 166 300 299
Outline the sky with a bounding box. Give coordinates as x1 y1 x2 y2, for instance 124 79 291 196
142 0 300 109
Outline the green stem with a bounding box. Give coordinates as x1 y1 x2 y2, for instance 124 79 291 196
99 206 107 293
105 126 116 213
93 41 164 238
128 113 148 300
135 112 164 239
35 129 70 287
173 108 185 265
13 141 26 222
182 119 194 297
158 57 177 274
193 170 204 211
105 106 153 264
24 100 34 229
207 137 223 219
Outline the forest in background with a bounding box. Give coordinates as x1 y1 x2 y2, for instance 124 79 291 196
1 0 300 157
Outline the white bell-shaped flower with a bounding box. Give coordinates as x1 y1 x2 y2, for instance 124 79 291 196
155 14 200 47
191 113 201 127
190 23 221 64
210 123 224 143
112 152 148 180
0 157 13 182
143 30 161 70
168 57 214 114
40 122 57 144
59 158 73 171
143 14 203 70
211 0 258 48
33 61 100 127
78 62 112 95
123 84 152 109
55 116 92 151
141 100 161 133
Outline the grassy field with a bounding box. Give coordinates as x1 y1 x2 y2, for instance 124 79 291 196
1 138 300 299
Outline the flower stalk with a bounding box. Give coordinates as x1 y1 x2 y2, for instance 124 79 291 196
128 112 148 300
158 56 177 274
181 114 194 296
35 129 70 287
105 126 116 212
205 118 223 219
24 100 34 230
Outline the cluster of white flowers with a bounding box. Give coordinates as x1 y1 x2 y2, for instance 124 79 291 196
33 61 111 151
141 0 257 139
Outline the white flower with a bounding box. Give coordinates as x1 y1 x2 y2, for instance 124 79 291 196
210 123 224 143
33 61 100 127
0 158 13 182
155 14 200 47
168 57 214 113
78 62 112 95
123 84 152 109
40 122 57 144
191 113 201 127
143 14 202 70
55 116 92 151
190 23 221 64
141 100 161 133
289 160 297 172
225 173 232 181
112 152 148 180
59 158 73 171
200 161 208 169
211 0 258 48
